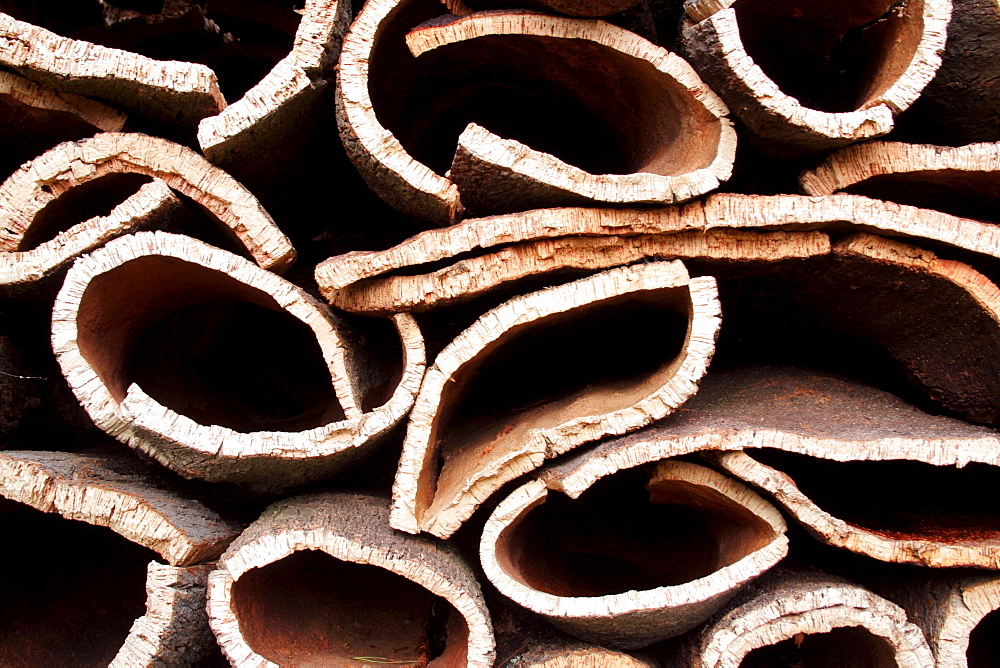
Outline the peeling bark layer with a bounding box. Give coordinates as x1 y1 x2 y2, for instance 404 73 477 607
482 460 786 648
390 260 720 538
52 231 424 490
208 492 495 667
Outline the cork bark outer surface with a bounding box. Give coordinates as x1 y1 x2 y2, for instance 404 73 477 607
198 0 352 164
0 12 225 129
0 178 183 287
336 0 463 226
481 461 787 649
322 228 830 314
679 0 951 152
207 492 495 667
390 260 720 538
687 568 935 667
52 232 425 490
502 639 661 666
404 11 735 215
799 140 1000 197
0 133 296 272
316 193 1000 299
111 562 216 667
0 450 240 566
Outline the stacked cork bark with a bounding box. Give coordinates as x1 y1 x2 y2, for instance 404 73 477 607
3 0 1000 665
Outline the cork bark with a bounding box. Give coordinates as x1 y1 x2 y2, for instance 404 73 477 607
390 260 720 538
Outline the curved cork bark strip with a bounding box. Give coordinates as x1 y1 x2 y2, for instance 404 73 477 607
879 573 1000 666
800 141 1000 224
404 11 735 216
0 178 183 288
502 640 658 667
0 133 295 271
208 492 495 667
111 562 217 668
52 232 425 490
390 260 720 538
323 228 829 314
685 568 934 667
197 0 352 166
680 0 950 153
0 450 239 566
482 460 787 649
0 11 225 129
445 0 644 17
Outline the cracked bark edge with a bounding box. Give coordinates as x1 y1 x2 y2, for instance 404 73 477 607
0 132 296 271
481 461 787 649
0 68 126 134
0 11 225 129
51 231 425 490
389 260 720 538
207 492 495 667
679 0 951 152
0 450 240 566
198 0 352 165
405 11 734 214
315 193 1000 297
799 140 1000 196
324 228 830 314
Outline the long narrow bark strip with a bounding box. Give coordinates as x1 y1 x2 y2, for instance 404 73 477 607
799 141 1000 224
325 229 830 314
404 11 735 215
52 232 424 490
316 193 1000 297
446 0 645 16
0 133 295 271
208 492 495 667
0 178 183 288
680 0 951 152
197 0 352 166
482 460 787 648
390 260 720 538
0 450 239 566
0 11 225 129
677 568 934 667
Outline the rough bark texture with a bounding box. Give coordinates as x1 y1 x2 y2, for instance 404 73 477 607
0 450 240 566
482 460 787 649
52 231 424 490
390 260 720 538
679 0 950 153
502 639 660 666
208 492 495 667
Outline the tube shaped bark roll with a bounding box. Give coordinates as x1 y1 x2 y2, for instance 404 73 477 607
677 568 934 667
680 0 950 153
337 0 734 223
208 492 495 667
390 260 720 538
481 460 787 649
52 231 425 490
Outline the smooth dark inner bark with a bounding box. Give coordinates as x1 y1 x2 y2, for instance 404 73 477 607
21 173 152 251
842 170 1000 224
232 551 459 666
502 466 774 597
732 0 924 112
750 449 1000 542
0 499 153 668
968 607 1000 668
740 626 897 668
77 255 342 432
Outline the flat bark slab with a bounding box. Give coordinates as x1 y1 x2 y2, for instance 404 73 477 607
52 231 425 490
680 0 950 153
390 260 720 538
208 492 495 667
0 11 225 130
0 450 240 566
337 0 733 223
0 132 296 272
482 460 786 649
675 568 934 667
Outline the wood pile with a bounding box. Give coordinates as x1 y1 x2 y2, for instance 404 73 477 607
3 0 1000 665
